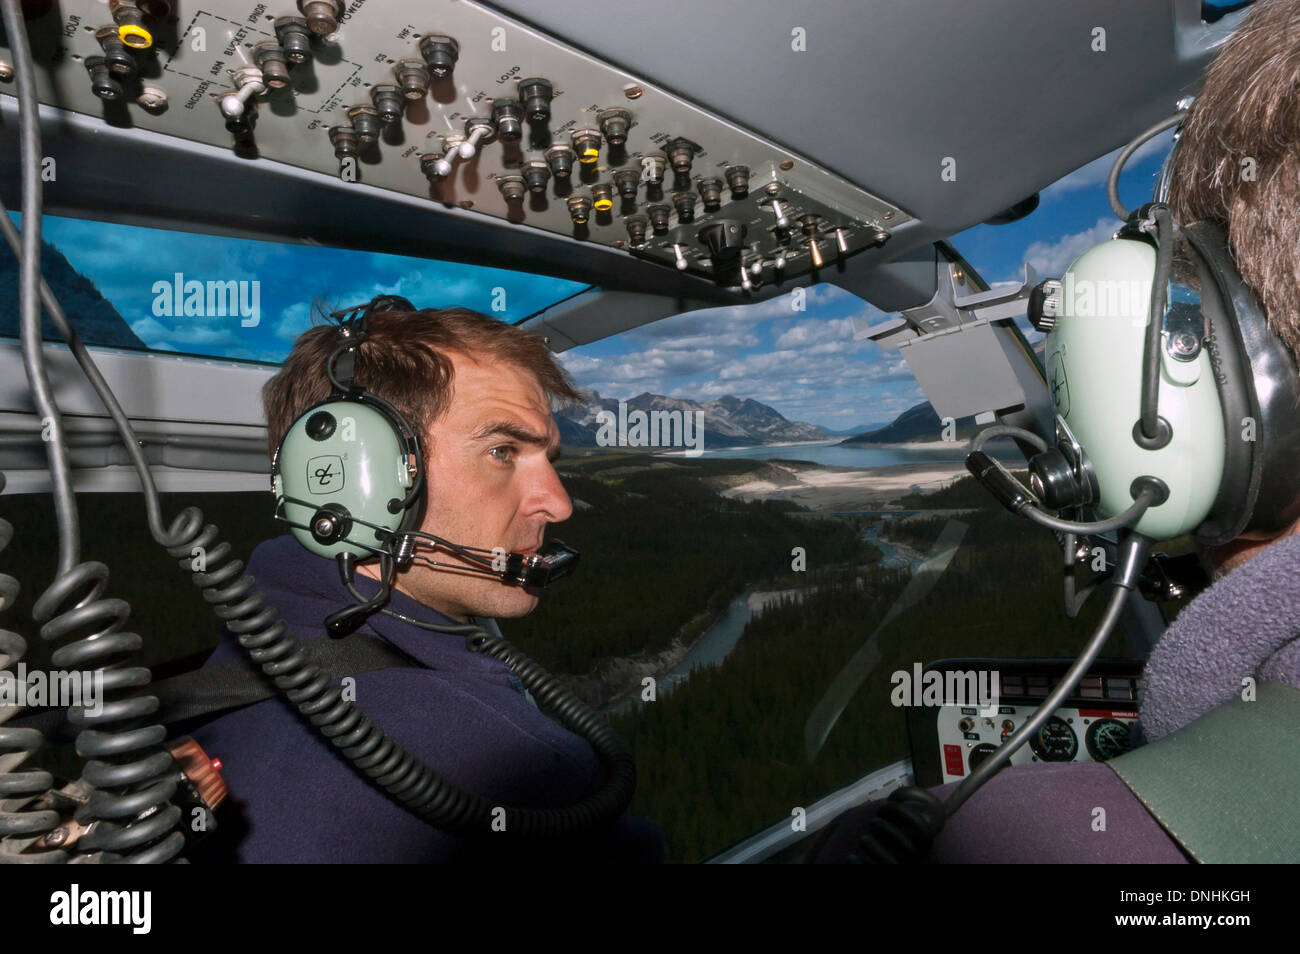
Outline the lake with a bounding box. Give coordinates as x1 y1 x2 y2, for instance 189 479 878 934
680 438 1021 468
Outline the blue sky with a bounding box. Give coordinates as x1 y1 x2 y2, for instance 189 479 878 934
17 128 1173 432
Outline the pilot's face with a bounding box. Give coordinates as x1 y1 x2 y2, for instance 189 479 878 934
393 349 572 621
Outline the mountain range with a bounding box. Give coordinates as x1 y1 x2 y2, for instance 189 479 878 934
555 389 831 448
840 401 981 445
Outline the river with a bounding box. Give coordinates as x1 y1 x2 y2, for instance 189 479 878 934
609 512 928 714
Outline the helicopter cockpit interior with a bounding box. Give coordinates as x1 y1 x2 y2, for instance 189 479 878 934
2 0 1297 887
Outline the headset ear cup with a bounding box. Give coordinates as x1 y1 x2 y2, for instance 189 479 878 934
1183 222 1300 543
273 395 424 559
1181 225 1260 546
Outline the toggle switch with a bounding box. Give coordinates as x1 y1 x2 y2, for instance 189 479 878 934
767 197 790 229
461 118 496 158
420 151 452 183
801 214 824 268
219 68 267 119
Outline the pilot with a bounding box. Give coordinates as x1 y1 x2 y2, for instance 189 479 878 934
189 304 664 863
807 0 1300 863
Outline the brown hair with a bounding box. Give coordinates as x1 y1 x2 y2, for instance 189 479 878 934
263 306 580 457
1167 0 1300 356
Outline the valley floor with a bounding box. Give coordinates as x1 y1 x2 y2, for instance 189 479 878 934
717 461 968 510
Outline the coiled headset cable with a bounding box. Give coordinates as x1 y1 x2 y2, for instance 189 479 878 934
0 0 184 864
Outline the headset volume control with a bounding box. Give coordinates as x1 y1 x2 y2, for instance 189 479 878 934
306 411 337 441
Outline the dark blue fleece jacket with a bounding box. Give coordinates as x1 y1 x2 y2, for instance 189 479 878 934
190 535 664 863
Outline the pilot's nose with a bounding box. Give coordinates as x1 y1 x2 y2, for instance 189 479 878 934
535 459 573 523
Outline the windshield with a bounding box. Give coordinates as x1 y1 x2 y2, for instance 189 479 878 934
0 212 590 364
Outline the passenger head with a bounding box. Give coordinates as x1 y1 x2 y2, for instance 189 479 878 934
264 306 580 620
1166 0 1300 577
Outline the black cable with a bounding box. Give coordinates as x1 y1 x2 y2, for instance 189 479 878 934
1137 204 1174 442
0 1 184 863
2 0 78 576
1106 111 1186 221
0 474 63 862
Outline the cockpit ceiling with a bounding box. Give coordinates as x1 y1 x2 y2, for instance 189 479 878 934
492 0 1234 234
0 0 1243 323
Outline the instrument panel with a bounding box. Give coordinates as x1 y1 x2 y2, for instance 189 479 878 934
908 658 1144 788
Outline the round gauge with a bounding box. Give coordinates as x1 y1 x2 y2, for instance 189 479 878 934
968 742 998 773
1085 718 1132 762
1029 716 1078 762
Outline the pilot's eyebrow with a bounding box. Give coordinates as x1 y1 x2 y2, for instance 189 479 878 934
472 419 562 461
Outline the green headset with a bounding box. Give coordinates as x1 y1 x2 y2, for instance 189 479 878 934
270 295 426 562
1028 216 1300 545
970 111 1300 548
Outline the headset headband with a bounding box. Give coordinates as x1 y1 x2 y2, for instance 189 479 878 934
327 295 416 394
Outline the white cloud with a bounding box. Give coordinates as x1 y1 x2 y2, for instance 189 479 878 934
1022 217 1118 277
130 314 253 349
274 301 313 341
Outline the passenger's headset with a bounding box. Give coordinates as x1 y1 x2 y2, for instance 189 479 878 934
854 111 1300 864
270 295 579 635
968 113 1300 548
1018 215 1300 545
